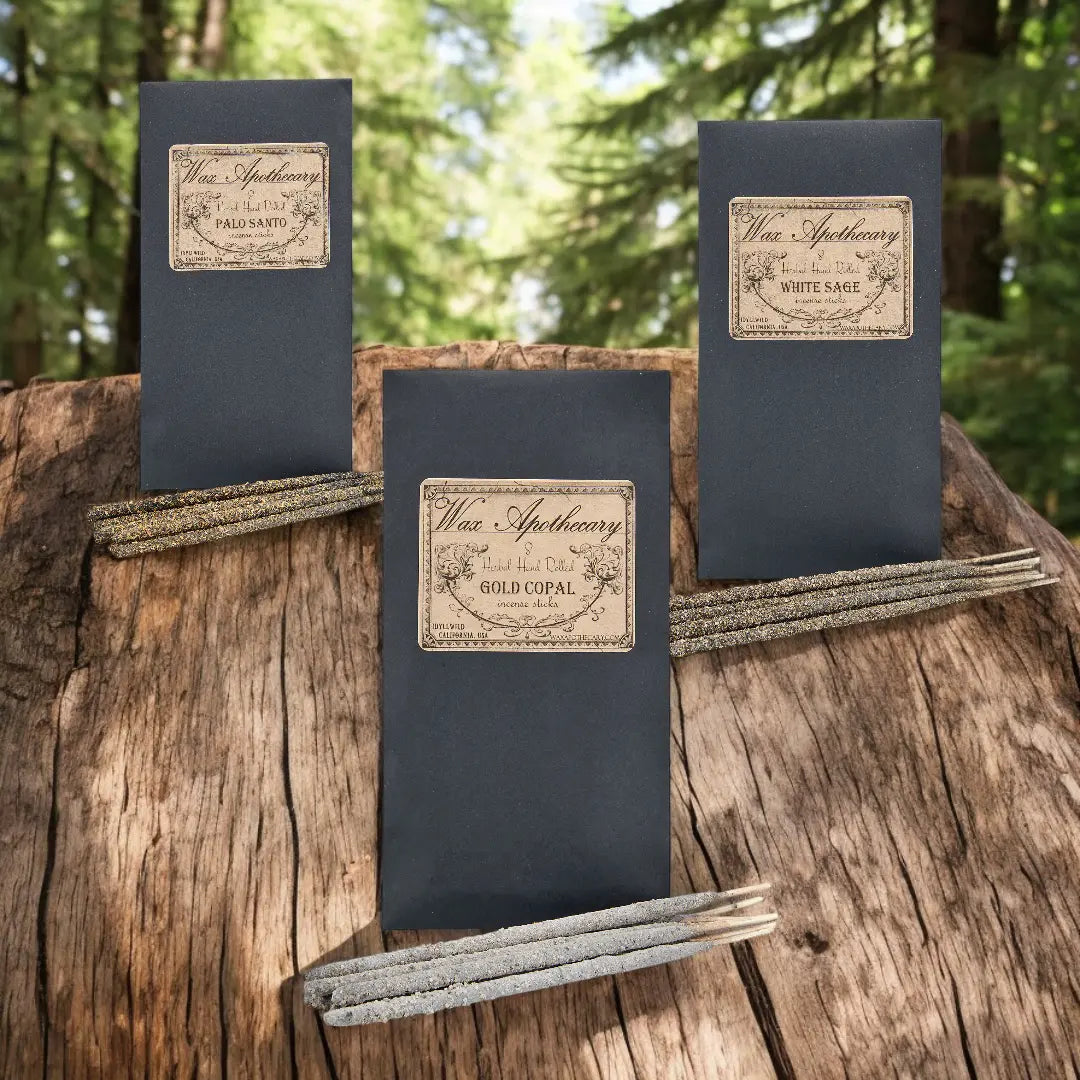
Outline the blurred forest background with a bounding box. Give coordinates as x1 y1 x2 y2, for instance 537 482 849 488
1 0 1078 530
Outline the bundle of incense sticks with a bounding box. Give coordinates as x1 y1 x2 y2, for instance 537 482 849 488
304 884 776 1026
670 548 1055 657
89 471 384 557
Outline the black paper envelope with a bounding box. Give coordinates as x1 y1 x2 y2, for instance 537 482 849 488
698 119 941 579
381 370 670 930
139 79 353 490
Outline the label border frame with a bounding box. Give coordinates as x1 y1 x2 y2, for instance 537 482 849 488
729 195 913 340
418 477 636 653
168 141 330 272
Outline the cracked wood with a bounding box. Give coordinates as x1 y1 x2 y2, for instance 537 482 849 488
1 342 1078 1078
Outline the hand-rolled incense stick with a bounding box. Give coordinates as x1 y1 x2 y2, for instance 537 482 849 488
89 471 375 521
670 576 1057 657
670 567 1047 641
326 912 776 1010
105 489 384 558
670 548 1037 611
305 886 770 1008
306 886 764 986
89 471 384 557
305 885 777 1026
323 930 777 1026
670 555 1042 624
92 477 383 545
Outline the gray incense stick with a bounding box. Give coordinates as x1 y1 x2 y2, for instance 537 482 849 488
306 885 777 1026
322 927 776 1026
306 888 771 1009
324 915 772 1010
670 577 1058 656
89 471 384 557
305 888 760 984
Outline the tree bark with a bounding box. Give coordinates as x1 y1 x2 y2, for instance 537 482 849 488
1 343 1078 1078
115 0 169 375
934 0 1005 318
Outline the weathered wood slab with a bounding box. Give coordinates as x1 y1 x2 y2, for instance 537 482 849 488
1 342 1077 1078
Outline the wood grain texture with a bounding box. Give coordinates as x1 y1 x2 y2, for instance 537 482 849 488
1 341 1077 1078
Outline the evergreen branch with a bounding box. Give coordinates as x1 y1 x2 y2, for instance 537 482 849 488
590 0 733 63
586 0 888 137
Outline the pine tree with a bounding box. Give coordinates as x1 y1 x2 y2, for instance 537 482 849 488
539 0 1080 530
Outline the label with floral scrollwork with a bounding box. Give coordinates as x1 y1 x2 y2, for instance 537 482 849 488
729 196 912 339
168 143 329 270
419 478 635 652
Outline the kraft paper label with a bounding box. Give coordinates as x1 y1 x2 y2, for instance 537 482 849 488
419 479 635 652
729 196 912 339
168 143 329 270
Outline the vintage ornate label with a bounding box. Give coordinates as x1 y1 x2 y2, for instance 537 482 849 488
419 479 635 652
729 196 912 339
168 143 329 270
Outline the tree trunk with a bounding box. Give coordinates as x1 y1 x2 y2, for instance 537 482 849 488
115 0 169 375
78 0 113 379
934 0 1005 318
1 343 1078 1077
196 0 229 72
4 10 44 387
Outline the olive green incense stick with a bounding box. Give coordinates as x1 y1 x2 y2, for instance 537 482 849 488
105 489 384 558
670 567 1047 641
89 471 373 521
90 471 383 556
670 548 1036 611
670 554 1041 623
670 576 1057 657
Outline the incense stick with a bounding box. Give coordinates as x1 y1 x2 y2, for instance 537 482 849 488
305 886 770 1008
325 911 777 1011
670 557 1041 624
93 477 382 544
305 885 777 1026
105 489 384 557
89 471 384 557
322 929 776 1026
670 577 1057 656
670 568 1046 640
670 548 1037 610
88 471 376 521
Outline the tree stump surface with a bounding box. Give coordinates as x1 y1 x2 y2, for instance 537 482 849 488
1 342 1077 1079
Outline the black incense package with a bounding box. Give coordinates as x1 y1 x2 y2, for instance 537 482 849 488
381 370 670 930
697 119 942 579
139 79 353 490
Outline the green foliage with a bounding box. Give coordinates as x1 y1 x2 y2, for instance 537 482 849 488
2 0 1079 532
0 0 524 380
538 0 1080 533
